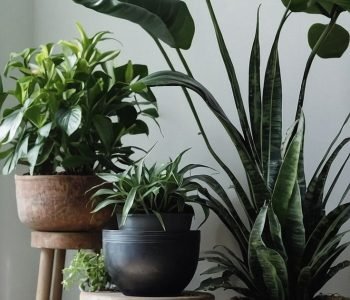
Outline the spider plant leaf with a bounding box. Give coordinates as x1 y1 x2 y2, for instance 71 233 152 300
271 113 304 226
91 199 121 213
120 187 137 226
308 23 350 58
249 7 262 160
72 0 195 50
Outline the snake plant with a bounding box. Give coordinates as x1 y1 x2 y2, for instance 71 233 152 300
72 0 350 299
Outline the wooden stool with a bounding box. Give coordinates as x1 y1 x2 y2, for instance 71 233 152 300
80 291 215 300
31 231 102 300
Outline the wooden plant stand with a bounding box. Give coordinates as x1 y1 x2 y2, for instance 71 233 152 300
80 291 215 300
31 231 102 300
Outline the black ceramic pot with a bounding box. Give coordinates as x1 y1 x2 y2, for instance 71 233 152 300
103 229 201 297
118 213 194 232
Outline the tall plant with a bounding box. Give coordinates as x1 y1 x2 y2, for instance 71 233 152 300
72 0 350 299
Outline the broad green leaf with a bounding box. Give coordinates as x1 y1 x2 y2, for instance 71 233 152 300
27 122 52 175
0 109 25 144
308 23 350 58
272 114 304 225
72 0 195 50
93 115 113 149
56 105 82 136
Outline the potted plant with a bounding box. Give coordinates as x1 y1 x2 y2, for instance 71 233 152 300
71 0 350 299
91 150 211 297
0 24 157 231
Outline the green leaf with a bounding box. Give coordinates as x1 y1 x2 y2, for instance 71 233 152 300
93 115 113 149
56 105 82 136
308 23 350 58
271 114 304 225
120 187 137 226
249 7 262 160
72 0 195 50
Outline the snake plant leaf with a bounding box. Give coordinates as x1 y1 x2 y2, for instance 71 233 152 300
303 203 350 265
132 70 269 212
206 0 258 170
197 188 249 254
304 137 350 237
308 23 350 58
309 242 350 295
249 205 288 300
267 206 287 260
261 12 289 189
271 113 304 226
249 7 262 161
72 0 195 50
296 266 312 300
283 183 305 275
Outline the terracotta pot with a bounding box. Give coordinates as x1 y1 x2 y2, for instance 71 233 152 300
15 175 112 232
314 295 350 300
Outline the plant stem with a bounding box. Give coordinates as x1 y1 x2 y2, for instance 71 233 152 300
295 7 341 120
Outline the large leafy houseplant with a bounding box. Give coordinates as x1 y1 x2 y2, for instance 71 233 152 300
72 0 350 299
0 24 157 175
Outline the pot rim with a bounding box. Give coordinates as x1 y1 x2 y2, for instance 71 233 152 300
15 174 98 180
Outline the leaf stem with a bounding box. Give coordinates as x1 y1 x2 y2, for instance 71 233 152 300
295 6 341 120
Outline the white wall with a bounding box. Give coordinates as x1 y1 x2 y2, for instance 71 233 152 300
1 0 350 299
0 1 38 300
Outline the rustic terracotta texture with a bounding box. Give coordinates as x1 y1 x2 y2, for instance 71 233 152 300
31 231 102 249
80 291 214 300
15 175 112 231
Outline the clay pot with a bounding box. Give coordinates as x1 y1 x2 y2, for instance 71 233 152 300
15 175 112 232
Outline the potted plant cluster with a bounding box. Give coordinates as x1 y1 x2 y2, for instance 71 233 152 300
71 0 350 299
0 24 157 231
90 150 212 297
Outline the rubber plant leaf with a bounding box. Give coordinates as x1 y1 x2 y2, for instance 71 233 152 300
308 23 350 58
72 0 195 49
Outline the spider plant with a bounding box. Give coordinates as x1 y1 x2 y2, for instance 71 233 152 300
72 0 350 299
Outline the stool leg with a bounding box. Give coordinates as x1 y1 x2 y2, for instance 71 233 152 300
36 248 54 300
52 249 66 300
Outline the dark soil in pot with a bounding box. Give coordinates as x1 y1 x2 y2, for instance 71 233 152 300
103 229 201 297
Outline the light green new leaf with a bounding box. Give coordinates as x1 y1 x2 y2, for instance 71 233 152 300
72 0 195 50
56 105 82 136
308 23 350 58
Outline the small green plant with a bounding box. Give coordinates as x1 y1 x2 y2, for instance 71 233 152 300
0 23 157 175
63 250 115 292
92 150 213 228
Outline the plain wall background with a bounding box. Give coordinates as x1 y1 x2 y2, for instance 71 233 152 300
1 0 350 299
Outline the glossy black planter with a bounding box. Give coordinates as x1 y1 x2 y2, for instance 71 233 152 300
103 229 200 297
